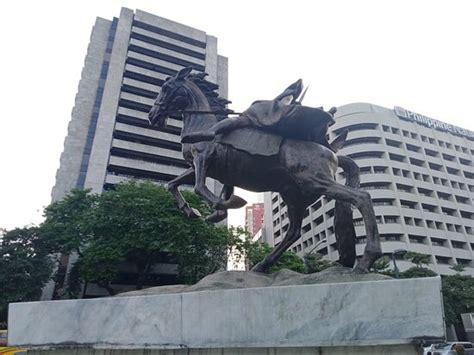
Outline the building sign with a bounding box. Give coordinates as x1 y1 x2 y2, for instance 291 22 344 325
394 106 474 140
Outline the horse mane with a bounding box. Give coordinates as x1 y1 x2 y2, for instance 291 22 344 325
188 73 234 120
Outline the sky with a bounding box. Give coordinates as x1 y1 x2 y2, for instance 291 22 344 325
1 0 474 230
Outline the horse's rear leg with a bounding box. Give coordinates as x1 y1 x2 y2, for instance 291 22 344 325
252 196 306 273
167 168 201 218
320 180 382 272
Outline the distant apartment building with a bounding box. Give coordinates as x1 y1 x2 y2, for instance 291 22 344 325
45 8 227 298
265 103 474 276
245 203 264 237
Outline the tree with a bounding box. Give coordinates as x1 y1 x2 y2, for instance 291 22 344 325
41 182 242 296
369 255 393 275
303 253 335 273
442 273 474 326
0 227 54 324
399 251 436 278
404 251 432 268
244 241 305 273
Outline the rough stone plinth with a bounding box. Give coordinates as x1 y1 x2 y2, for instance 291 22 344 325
9 275 444 352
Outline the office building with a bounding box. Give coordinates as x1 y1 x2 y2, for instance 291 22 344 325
52 7 227 200
265 103 474 276
46 8 228 298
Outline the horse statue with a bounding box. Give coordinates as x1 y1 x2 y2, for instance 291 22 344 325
148 67 382 273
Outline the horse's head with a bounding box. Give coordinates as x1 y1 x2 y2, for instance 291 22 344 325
148 66 194 127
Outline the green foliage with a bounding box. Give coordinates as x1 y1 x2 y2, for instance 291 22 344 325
442 274 474 326
369 256 392 274
450 264 466 273
41 189 97 255
0 227 54 323
41 182 242 296
399 266 437 278
244 241 305 273
303 253 335 273
404 251 431 268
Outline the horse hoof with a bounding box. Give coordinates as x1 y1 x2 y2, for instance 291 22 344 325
216 195 247 209
206 210 227 223
352 264 369 273
251 262 266 273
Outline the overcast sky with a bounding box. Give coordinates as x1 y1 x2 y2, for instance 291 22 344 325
1 0 473 230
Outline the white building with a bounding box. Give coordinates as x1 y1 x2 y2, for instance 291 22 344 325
265 103 474 276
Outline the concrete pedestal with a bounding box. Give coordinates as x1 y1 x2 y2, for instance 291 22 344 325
9 276 445 354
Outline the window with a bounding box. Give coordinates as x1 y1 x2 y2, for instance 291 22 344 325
437 191 451 201
417 187 433 197
424 148 439 157
435 256 451 265
422 203 437 213
382 234 403 242
406 143 420 152
442 153 455 162
409 235 426 244
455 195 470 204
349 151 385 160
451 241 466 249
397 183 413 193
410 157 425 167
428 162 443 171
373 198 394 206
431 238 446 247
441 207 456 217
446 167 460 176
384 216 399 224
389 153 405 162
400 200 417 209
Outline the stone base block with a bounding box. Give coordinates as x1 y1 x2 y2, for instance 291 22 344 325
9 276 445 352
26 344 422 354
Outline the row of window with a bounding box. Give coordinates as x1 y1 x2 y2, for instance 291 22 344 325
380 124 474 154
288 236 474 268
334 122 473 153
347 150 474 179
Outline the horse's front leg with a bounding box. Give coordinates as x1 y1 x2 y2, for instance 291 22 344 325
193 152 228 209
167 167 201 218
193 152 247 210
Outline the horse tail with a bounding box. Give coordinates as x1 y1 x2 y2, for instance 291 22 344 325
334 155 360 267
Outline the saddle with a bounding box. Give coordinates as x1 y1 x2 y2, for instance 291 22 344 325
217 125 348 156
217 128 283 156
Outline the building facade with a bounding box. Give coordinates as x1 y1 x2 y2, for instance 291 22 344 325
52 8 227 200
45 8 228 298
265 103 474 276
245 203 264 237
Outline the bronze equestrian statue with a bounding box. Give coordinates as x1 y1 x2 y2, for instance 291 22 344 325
148 67 382 273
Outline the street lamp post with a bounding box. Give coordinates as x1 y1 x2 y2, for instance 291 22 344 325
391 249 407 278
307 238 328 255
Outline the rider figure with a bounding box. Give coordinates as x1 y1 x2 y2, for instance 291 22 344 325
181 79 338 150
